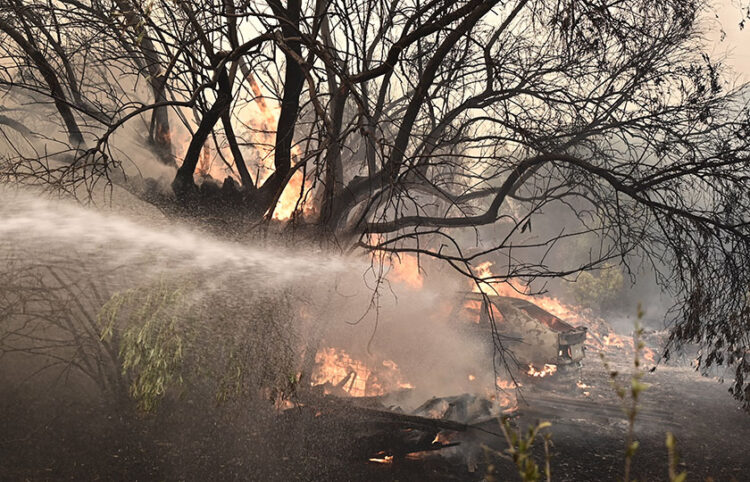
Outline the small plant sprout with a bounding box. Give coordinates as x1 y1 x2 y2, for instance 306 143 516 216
601 304 649 482
666 432 687 482
487 416 552 482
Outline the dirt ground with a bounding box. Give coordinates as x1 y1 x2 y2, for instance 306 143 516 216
513 358 750 481
1 357 748 481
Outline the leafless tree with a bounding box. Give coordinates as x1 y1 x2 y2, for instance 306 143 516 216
0 0 749 408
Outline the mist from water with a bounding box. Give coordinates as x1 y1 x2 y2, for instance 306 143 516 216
0 186 498 407
0 186 350 282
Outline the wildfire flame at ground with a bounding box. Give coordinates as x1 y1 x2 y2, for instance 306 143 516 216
527 363 558 378
311 347 380 397
310 347 412 397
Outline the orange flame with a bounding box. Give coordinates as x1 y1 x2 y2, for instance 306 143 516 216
387 253 424 289
368 453 394 464
492 377 519 410
310 347 412 397
527 363 558 378
311 347 380 397
470 261 660 363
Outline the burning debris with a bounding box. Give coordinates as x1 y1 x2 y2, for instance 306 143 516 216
283 262 673 474
455 292 588 381
310 348 413 398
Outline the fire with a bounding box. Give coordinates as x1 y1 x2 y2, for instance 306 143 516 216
310 347 412 396
492 377 520 410
576 380 591 396
495 377 518 390
527 363 558 378
273 168 308 220
643 347 656 363
470 261 661 363
311 347 381 397
603 333 626 348
462 299 483 323
168 72 314 217
242 74 312 221
387 253 424 289
196 144 212 178
367 249 424 289
471 261 586 325
368 453 394 464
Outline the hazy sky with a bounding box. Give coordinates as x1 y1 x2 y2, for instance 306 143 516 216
711 1 750 81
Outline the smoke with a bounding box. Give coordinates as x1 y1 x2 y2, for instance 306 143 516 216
0 186 501 408
301 258 504 408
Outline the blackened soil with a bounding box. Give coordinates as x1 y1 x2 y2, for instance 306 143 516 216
1 360 748 481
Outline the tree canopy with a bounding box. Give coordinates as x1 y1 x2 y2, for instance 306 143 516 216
0 0 749 408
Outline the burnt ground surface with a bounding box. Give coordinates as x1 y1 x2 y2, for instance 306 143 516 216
1 358 748 481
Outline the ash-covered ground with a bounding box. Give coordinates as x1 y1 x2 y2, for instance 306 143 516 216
2 354 748 481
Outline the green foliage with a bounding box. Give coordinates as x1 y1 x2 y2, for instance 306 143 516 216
486 417 552 482
99 279 190 412
98 277 299 413
197 291 299 406
568 263 624 311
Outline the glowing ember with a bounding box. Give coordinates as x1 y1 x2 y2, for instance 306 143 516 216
368 453 394 464
643 347 656 363
527 363 558 378
495 377 518 390
492 377 520 410
468 374 476 381
603 333 626 348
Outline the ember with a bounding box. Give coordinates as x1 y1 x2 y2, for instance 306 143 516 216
368 453 394 464
527 363 558 378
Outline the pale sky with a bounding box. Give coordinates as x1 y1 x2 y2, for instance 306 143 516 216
710 1 750 82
